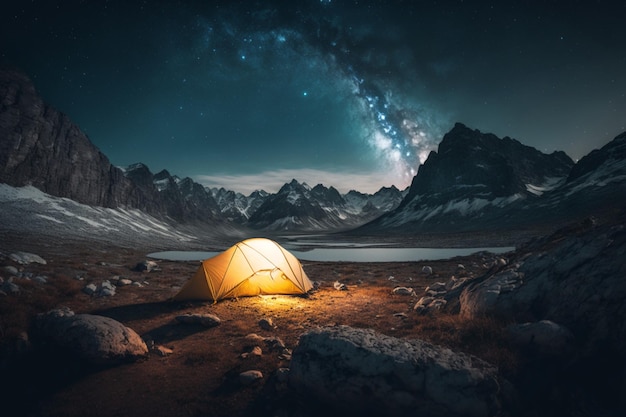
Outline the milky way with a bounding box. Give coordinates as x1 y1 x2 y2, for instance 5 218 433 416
157 0 449 189
2 0 624 194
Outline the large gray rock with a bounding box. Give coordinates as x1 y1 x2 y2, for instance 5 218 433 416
32 308 148 365
289 325 506 417
459 219 626 356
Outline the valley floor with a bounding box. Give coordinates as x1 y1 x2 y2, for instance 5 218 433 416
0 224 619 417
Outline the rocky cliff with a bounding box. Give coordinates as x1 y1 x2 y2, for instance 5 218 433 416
0 69 224 223
0 69 146 209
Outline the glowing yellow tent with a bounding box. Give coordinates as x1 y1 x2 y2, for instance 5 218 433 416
173 238 313 302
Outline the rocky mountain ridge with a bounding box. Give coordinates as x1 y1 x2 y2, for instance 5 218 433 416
0 69 404 233
2 68 625 238
355 123 626 234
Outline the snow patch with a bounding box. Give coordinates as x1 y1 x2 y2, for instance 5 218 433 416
525 176 566 196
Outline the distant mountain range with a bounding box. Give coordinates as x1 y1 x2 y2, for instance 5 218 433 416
1 68 625 240
0 68 406 234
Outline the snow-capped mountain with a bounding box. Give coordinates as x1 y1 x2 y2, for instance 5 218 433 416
209 187 269 223
245 179 406 231
0 183 217 250
2 68 624 239
356 124 626 234
0 69 225 225
0 69 405 233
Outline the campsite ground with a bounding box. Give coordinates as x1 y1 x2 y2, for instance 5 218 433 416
1 236 522 417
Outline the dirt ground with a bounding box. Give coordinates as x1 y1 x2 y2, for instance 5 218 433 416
1 242 518 417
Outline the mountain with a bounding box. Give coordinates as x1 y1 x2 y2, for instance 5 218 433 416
356 123 625 234
210 188 269 223
3 69 624 238
540 130 626 218
0 69 144 210
0 69 227 225
245 179 406 231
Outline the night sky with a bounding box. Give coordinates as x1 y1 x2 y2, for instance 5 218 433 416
2 1 625 194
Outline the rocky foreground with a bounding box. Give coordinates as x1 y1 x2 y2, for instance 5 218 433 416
0 212 625 417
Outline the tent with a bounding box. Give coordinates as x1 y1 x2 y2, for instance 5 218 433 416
173 238 313 302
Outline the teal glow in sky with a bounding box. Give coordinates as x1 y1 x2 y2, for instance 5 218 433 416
2 0 625 194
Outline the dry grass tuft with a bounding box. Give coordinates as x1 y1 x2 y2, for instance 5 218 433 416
409 312 519 374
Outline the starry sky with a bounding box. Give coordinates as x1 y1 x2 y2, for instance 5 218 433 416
2 0 625 194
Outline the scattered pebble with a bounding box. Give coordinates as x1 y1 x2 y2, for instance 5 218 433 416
333 281 347 291
239 370 263 386
259 318 275 331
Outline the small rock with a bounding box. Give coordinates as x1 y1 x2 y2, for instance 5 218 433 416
392 287 414 296
133 260 159 272
413 296 434 313
9 251 47 265
263 336 286 352
421 266 433 275
429 299 447 310
1 266 19 276
245 333 266 344
425 282 447 293
241 346 263 358
175 313 221 328
83 283 97 296
99 280 116 297
239 370 263 386
33 275 48 284
153 345 174 357
1 281 20 294
99 287 116 297
333 281 347 291
116 278 133 286
259 318 275 331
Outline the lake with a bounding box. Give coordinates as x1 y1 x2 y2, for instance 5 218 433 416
147 246 514 262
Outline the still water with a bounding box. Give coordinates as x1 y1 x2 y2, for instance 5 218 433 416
148 246 514 262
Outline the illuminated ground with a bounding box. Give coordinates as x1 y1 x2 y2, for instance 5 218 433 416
1 242 512 417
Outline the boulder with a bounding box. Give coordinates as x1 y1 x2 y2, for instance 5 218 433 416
289 325 507 417
459 219 626 356
31 307 148 365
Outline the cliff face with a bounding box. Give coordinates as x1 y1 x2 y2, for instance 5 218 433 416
402 122 574 206
0 69 143 209
0 69 231 224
